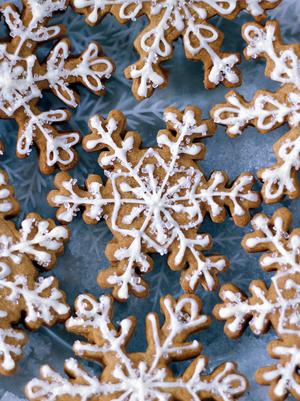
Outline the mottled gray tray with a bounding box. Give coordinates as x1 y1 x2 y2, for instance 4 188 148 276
0 1 299 400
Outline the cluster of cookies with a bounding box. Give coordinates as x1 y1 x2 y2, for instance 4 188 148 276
0 0 299 400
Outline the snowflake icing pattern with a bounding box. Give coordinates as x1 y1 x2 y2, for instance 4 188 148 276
0 0 114 174
48 106 260 300
0 169 70 375
214 207 300 401
26 293 248 401
211 21 300 204
71 0 280 99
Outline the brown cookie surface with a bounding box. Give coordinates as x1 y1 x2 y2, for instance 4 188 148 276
0 0 114 174
213 208 300 401
70 0 281 99
25 293 248 401
0 169 70 375
211 21 300 204
48 106 260 301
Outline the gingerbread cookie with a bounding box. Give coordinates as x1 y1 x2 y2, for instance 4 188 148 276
0 169 70 375
213 208 300 401
0 0 114 174
48 106 260 300
211 21 300 204
70 0 281 100
26 293 247 401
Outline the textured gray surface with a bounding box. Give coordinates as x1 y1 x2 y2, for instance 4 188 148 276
0 0 299 399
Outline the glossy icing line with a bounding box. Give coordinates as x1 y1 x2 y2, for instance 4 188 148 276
49 107 260 300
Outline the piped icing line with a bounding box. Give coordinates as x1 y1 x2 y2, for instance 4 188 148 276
0 0 114 174
211 87 300 137
243 21 300 88
48 106 260 300
70 0 280 99
256 339 300 400
213 207 300 400
0 263 69 325
0 327 26 373
0 168 70 375
0 170 19 216
25 293 248 401
257 128 300 204
211 21 300 204
0 217 69 266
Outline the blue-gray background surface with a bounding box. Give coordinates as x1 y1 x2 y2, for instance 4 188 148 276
0 1 299 399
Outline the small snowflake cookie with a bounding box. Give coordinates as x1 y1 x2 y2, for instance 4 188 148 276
48 106 260 300
211 21 300 204
25 292 248 401
213 207 300 401
0 0 114 174
0 169 70 375
70 0 281 100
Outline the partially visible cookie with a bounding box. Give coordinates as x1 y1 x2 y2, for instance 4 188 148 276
258 128 300 203
211 21 300 204
0 169 70 375
26 293 248 401
71 0 281 99
0 0 114 174
213 208 300 401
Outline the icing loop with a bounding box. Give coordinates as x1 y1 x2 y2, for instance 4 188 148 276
26 293 247 401
0 272 69 325
48 106 260 300
70 0 280 99
0 171 18 217
214 208 300 400
0 169 70 375
258 129 300 203
0 216 68 267
0 328 26 374
244 22 300 88
0 0 114 174
211 21 300 204
212 88 300 137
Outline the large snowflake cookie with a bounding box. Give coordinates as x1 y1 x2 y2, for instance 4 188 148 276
26 293 248 401
0 169 70 375
0 0 114 174
213 207 300 401
71 0 280 100
211 21 300 204
48 106 260 300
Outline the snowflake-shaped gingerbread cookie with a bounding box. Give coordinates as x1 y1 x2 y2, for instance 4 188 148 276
214 207 300 401
0 169 70 375
26 293 248 401
71 0 280 99
0 0 114 174
211 21 300 204
48 106 260 300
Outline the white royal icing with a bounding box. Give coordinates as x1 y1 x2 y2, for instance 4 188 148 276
212 21 300 203
0 176 70 374
0 217 68 267
0 262 69 325
259 131 300 202
260 342 300 398
0 0 113 169
25 294 247 401
218 212 300 336
213 91 300 136
215 209 300 399
244 22 300 88
71 0 278 98
0 327 25 372
51 109 259 299
0 172 13 214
